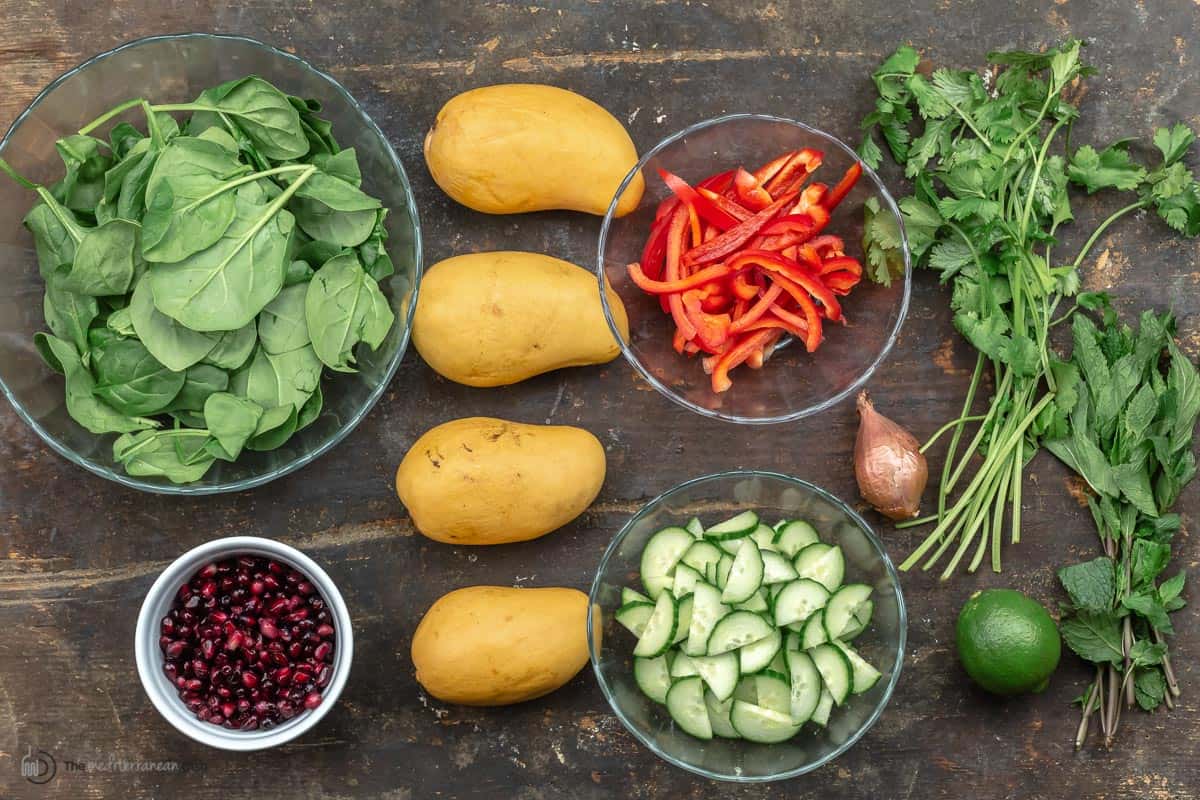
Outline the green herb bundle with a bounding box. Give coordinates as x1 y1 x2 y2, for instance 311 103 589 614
0 76 396 483
858 41 1200 578
1049 306 1197 748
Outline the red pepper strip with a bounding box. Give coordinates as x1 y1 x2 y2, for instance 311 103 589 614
711 329 776 392
664 207 697 340
734 167 773 211
761 213 819 238
683 191 798 267
823 161 862 211
780 245 799 261
627 261 733 294
727 249 842 322
659 168 744 231
795 244 823 270
640 215 672 280
770 295 822 351
697 169 736 194
684 340 702 355
746 330 783 369
696 188 753 223
808 234 846 257
820 255 863 277
655 195 681 224
764 148 824 196
682 291 731 352
701 292 732 313
753 150 797 186
731 269 760 301
824 271 861 295
729 283 785 333
672 326 687 354
791 182 828 214
739 309 812 345
687 202 703 247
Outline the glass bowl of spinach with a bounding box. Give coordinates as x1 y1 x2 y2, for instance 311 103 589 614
0 34 421 493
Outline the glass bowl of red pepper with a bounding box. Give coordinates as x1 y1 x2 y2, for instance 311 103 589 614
597 114 910 423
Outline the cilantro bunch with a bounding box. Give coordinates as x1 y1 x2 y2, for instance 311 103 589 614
858 41 1200 579
1047 306 1197 747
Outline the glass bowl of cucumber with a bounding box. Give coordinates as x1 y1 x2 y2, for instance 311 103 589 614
587 470 906 782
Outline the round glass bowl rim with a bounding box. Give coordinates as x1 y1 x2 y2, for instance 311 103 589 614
0 32 424 495
596 112 912 425
586 468 908 782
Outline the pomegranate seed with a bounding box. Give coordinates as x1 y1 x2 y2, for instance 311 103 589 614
259 619 280 640
199 581 217 598
288 642 303 659
221 702 236 719
267 597 288 616
164 641 187 659
241 672 259 690
304 692 323 710
297 581 314 595
241 716 259 731
184 679 203 692
275 667 292 686
314 642 333 662
292 670 312 687
161 616 176 635
250 580 266 595
316 623 335 638
316 666 332 687
184 595 201 611
285 608 309 623
225 631 243 652
278 701 296 719
198 563 219 579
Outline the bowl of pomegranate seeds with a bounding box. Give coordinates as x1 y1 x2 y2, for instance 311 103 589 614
135 537 353 750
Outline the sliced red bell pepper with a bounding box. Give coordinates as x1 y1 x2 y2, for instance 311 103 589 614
683 191 798 267
672 326 687 354
701 292 732 313
682 291 731 352
687 202 703 247
824 271 861 295
697 188 753 223
664 207 697 340
731 269 761 301
729 283 785 333
745 330 782 369
697 169 736 194
769 294 822 352
711 329 776 392
791 182 828 214
734 167 773 211
659 168 743 231
753 150 797 186
808 234 846 258
819 255 862 277
823 161 862 211
727 249 843 322
655 195 681 224
627 261 733 294
639 216 672 280
765 148 824 196
780 245 799 261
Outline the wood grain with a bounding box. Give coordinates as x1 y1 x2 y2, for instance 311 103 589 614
0 1 1198 798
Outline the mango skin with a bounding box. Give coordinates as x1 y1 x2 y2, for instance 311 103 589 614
395 416 606 545
424 83 644 217
411 586 595 706
412 251 629 387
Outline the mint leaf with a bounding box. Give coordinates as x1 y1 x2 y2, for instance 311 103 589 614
1123 590 1173 634
1158 571 1186 605
1134 667 1167 711
1112 462 1158 518
1153 123 1196 166
1060 611 1124 664
1130 539 1171 587
1129 639 1166 668
1068 143 1148 194
1057 557 1116 613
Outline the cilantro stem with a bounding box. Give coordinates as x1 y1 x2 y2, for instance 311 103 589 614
945 369 1014 494
1010 438 1023 543
920 414 987 454
77 98 146 135
989 450 1012 571
1070 199 1150 270
894 513 938 529
936 353 985 523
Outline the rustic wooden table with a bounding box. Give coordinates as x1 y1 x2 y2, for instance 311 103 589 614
1 2 1197 798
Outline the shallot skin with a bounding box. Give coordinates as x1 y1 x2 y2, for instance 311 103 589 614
855 391 929 520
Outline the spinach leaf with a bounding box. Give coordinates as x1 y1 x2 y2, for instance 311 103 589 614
106 306 136 337
54 135 112 212
296 382 323 431
258 283 310 354
103 137 151 204
60 218 141 296
283 259 314 286
200 321 257 370
43 283 97 355
313 148 361 186
24 200 82 279
294 239 343 270
163 364 229 413
148 182 299 331
91 337 185 415
203 391 263 461
305 252 394 372
112 428 215 483
37 334 158 434
357 211 394 281
230 344 321 412
109 122 144 158
288 171 380 247
246 404 299 451
128 276 218 371
189 77 309 161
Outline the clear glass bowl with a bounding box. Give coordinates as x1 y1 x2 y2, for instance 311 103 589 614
587 470 906 782
597 114 910 424
0 34 421 494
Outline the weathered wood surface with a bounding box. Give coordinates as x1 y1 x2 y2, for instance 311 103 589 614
0 1 1198 798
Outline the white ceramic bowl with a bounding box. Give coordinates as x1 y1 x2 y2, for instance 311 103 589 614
134 537 353 751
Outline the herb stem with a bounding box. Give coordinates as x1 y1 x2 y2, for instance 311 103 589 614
894 513 938 529
77 98 146 135
937 353 986 523
1070 199 1150 270
0 157 37 190
945 369 1013 495
1076 677 1100 749
1152 627 1181 697
1010 438 1023 543
920 414 988 454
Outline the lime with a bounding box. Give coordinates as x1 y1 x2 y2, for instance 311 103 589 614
955 588 1061 695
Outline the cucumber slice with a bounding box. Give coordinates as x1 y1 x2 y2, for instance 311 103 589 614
721 539 764 604
717 536 745 556
621 587 650 605
785 649 822 724
633 654 672 703
738 627 782 674
672 563 704 599
784 630 802 652
809 687 835 727
772 578 831 628
714 554 734 589
774 520 820 557
640 527 694 599
801 608 829 649
832 640 883 694
633 592 677 657
704 510 759 540
772 518 792 532
733 676 757 704
753 672 791 715
824 584 873 640
615 601 654 637
670 652 698 678
666 676 712 740
840 600 874 641
793 543 845 592
692 651 740 702
706 611 774 655
809 643 853 705
750 523 779 552
680 540 723 574
767 650 788 675
761 550 798 585
685 517 705 537
730 700 802 743
673 594 694 644
705 691 741 739
685 583 728 657
735 589 769 614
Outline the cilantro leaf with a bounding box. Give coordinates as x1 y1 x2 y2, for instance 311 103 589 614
1068 143 1148 194
926 238 974 280
871 45 919 101
1000 334 1041 377
858 132 884 170
1060 611 1124 664
1153 123 1196 166
1057 556 1116 613
861 196 905 286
